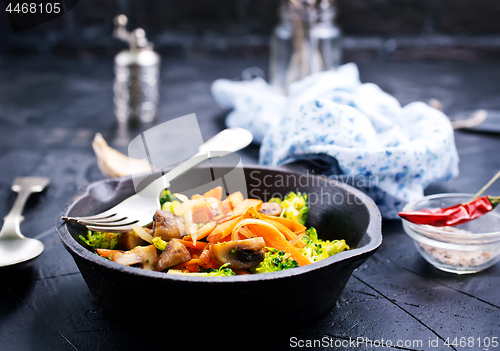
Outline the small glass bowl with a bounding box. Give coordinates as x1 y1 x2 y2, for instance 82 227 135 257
401 193 500 274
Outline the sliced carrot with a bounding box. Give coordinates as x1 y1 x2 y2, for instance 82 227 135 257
231 219 277 242
207 202 220 222
207 216 243 243
228 191 244 205
170 258 206 270
246 208 306 246
192 221 217 241
204 257 220 269
205 257 220 269
186 265 199 272
263 219 305 248
203 186 223 201
219 191 245 215
96 249 123 258
246 223 311 266
174 197 218 217
192 201 219 223
186 248 203 258
178 239 208 250
260 213 306 236
191 194 203 200
212 214 231 223
211 198 257 223
219 199 235 216
245 206 264 220
199 248 212 263
192 211 210 223
230 199 263 218
217 235 232 243
170 257 219 271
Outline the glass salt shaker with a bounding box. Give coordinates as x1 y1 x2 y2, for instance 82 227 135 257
113 15 160 127
269 0 342 94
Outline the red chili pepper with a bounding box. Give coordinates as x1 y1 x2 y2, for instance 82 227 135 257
399 195 500 227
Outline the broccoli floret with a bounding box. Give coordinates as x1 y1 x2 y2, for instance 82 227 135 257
200 263 235 276
152 237 167 251
279 191 309 225
251 248 299 274
304 227 319 242
159 189 180 207
79 230 119 250
300 227 350 262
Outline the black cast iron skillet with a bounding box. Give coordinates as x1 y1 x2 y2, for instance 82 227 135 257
55 165 382 332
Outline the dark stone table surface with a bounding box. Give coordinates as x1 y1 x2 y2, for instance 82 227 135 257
0 56 499 351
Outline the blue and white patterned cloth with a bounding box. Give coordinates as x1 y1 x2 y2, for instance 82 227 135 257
211 63 459 218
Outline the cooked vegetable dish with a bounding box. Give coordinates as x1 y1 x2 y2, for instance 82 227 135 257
80 187 350 276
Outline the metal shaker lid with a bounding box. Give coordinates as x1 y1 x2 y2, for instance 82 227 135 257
113 15 153 51
129 28 149 50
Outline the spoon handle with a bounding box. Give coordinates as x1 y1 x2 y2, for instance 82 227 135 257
0 177 50 240
135 128 252 198
1 192 32 238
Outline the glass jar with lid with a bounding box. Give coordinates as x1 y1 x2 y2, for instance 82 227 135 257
269 0 342 94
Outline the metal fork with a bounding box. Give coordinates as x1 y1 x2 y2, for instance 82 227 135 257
62 128 252 232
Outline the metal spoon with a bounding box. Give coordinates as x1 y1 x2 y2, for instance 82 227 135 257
0 177 50 268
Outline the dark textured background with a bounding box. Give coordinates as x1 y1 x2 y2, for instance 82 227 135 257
0 57 499 351
1 0 500 61
0 1 500 350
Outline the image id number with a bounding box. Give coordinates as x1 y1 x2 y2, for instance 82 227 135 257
444 336 498 348
6 2 61 14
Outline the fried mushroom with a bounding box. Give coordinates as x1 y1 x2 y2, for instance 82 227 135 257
258 202 282 216
154 210 185 241
109 245 158 270
118 230 149 250
210 237 265 270
155 239 191 272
